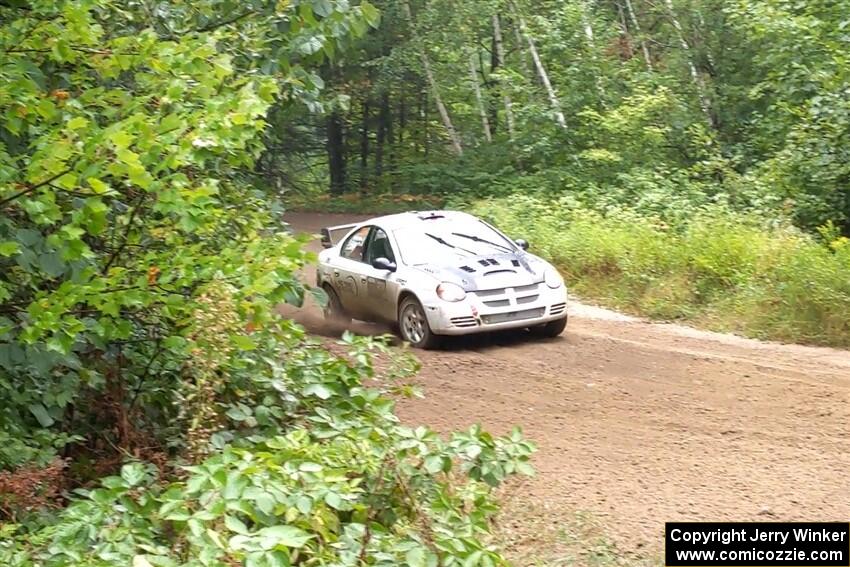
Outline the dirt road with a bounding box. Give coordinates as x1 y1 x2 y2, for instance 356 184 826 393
284 212 850 560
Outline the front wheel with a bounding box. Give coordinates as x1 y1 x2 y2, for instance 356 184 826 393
530 316 568 338
398 297 441 349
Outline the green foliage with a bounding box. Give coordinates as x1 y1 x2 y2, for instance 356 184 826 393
0 328 535 566
470 196 850 347
0 0 377 468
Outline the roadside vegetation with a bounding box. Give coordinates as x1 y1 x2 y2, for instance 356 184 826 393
470 197 850 347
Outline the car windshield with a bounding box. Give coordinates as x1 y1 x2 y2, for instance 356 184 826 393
393 220 517 266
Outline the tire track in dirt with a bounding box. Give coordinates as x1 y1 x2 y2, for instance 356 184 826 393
283 212 850 556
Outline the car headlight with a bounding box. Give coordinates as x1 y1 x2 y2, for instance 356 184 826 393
545 267 564 289
436 282 466 302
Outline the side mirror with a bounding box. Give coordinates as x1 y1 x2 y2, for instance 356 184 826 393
371 257 397 272
320 228 333 249
515 238 529 251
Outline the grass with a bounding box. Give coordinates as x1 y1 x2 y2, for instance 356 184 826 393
470 196 850 348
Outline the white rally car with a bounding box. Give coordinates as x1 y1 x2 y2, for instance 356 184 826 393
316 210 568 348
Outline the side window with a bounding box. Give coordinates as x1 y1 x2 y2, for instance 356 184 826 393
340 226 371 261
365 228 395 264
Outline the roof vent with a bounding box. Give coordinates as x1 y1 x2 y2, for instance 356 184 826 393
460 265 476 273
417 211 445 221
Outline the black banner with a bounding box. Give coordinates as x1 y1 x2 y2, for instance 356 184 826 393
666 523 850 566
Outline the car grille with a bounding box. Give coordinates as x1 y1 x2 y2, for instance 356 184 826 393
550 302 567 316
474 283 541 307
481 307 545 325
450 316 478 328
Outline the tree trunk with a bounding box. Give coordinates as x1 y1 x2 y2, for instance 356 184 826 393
376 91 390 178
359 97 370 191
695 8 717 76
511 15 533 83
398 89 406 146
468 51 492 143
492 13 516 140
512 5 567 129
624 0 653 70
402 0 463 156
326 111 346 195
420 87 430 156
487 37 499 134
663 0 714 127
580 0 605 101
615 0 635 59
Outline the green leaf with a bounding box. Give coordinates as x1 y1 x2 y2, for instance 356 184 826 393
87 177 112 195
302 383 332 399
298 462 322 472
516 462 535 476
67 116 89 130
323 492 343 510
361 1 380 27
257 525 312 549
424 455 444 474
406 547 427 567
224 514 249 535
121 463 147 487
0 241 20 257
313 0 332 17
28 403 54 427
232 335 256 351
109 129 133 149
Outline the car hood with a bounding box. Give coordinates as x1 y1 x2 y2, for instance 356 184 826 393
411 251 546 291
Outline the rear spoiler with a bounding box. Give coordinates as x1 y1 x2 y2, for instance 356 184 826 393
320 223 359 248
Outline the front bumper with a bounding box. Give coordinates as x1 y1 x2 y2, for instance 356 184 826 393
423 283 568 335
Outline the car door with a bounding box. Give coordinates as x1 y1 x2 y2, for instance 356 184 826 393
361 226 402 321
331 225 372 317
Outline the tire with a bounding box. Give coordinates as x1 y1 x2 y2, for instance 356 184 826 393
323 285 351 324
398 297 441 349
531 316 568 338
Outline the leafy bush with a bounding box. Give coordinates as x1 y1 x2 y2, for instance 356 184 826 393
470 196 850 347
0 327 535 566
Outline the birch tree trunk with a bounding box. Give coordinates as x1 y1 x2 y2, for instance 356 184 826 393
512 5 567 129
402 0 463 156
624 0 653 69
579 0 605 101
510 16 533 83
492 14 516 140
468 51 492 142
695 9 717 74
663 0 714 127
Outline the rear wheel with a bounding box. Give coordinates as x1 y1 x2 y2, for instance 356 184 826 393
323 285 351 324
398 297 440 349
531 316 568 338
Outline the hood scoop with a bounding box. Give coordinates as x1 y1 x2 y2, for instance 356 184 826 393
420 251 543 292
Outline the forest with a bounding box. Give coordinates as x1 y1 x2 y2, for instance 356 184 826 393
0 0 848 565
